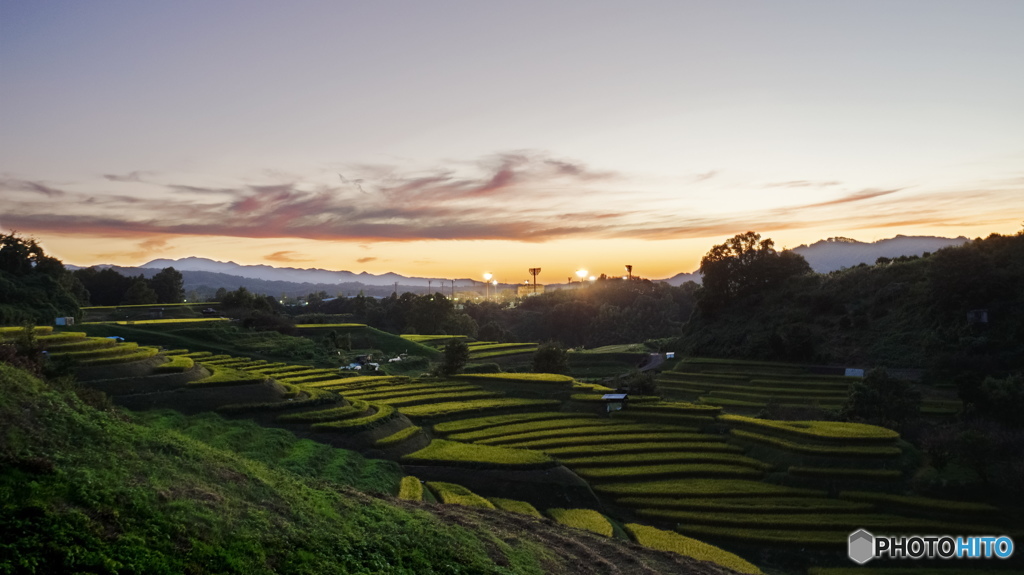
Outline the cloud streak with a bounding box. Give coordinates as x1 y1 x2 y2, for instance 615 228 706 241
265 250 313 263
2 154 1020 245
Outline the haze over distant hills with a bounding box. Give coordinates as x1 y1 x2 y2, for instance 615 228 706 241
73 234 970 295
660 235 969 285
140 257 479 287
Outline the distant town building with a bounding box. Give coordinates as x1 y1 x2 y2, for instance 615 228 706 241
517 284 545 297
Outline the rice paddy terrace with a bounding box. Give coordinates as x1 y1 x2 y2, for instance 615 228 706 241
4 325 1019 575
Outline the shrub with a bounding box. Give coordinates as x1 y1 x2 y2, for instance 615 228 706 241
546 508 612 537
625 523 762 574
532 342 569 374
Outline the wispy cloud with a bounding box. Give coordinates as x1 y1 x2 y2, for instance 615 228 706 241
357 256 377 263
103 171 148 183
765 180 841 188
2 156 1021 245
800 188 903 209
265 250 313 263
0 178 66 197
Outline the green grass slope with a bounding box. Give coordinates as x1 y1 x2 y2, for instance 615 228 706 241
0 363 735 575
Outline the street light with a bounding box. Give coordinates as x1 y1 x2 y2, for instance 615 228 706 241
491 279 498 301
576 269 588 280
483 272 492 300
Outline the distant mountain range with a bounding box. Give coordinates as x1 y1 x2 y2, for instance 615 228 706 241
659 234 969 285
140 257 480 287
70 234 971 296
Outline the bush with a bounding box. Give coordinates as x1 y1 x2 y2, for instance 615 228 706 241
532 342 569 374
840 367 921 430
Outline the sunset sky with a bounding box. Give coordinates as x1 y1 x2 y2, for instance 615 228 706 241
2 1 1022 284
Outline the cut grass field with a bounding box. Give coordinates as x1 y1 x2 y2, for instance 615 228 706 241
625 523 762 575
594 479 825 499
403 439 556 469
425 481 496 509
546 508 613 537
720 414 900 444
397 398 561 419
432 412 593 436
489 498 543 518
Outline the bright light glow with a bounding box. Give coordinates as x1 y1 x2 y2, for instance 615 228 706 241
588 276 596 281
576 269 588 279
491 279 498 286
483 272 493 281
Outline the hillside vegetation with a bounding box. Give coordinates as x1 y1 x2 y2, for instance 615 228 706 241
0 363 738 574
675 232 1024 381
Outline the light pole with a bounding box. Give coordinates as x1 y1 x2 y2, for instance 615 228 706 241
491 279 498 301
575 269 587 288
483 273 492 301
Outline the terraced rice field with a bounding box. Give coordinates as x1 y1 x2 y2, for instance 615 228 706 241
44 336 1011 572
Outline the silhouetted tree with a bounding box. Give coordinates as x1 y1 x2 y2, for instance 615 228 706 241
149 267 184 304
121 279 158 305
697 231 811 313
437 340 470 376
532 342 569 374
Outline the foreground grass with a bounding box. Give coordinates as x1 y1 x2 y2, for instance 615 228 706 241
0 363 717 575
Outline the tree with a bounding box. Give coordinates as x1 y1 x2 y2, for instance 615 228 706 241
840 368 921 430
148 267 184 304
437 340 470 376
74 267 134 306
121 279 158 305
698 231 811 313
0 233 82 323
532 342 569 375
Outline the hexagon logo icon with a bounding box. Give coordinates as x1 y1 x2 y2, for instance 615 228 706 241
849 529 875 564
